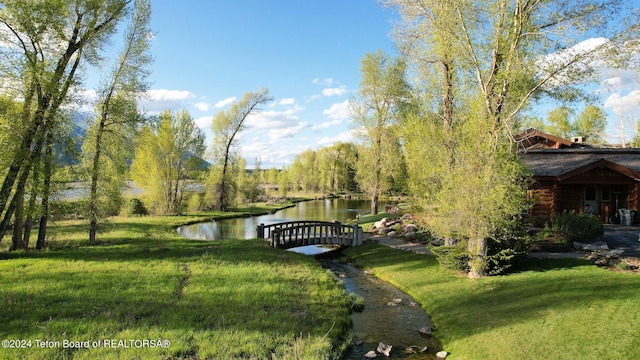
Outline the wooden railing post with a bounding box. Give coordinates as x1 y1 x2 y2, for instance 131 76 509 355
257 223 264 239
352 224 362 246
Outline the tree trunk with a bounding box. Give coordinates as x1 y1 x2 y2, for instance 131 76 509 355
468 236 488 278
218 149 231 212
371 187 379 215
89 117 106 245
10 181 25 250
36 130 54 250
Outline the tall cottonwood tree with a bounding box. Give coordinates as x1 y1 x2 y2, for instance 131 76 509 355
386 0 639 277
0 0 131 249
86 0 152 244
350 50 412 215
210 88 272 211
130 110 205 214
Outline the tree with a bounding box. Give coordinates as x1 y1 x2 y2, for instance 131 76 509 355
386 0 638 277
130 110 205 214
546 106 574 139
0 0 131 249
574 104 607 143
350 50 412 215
86 0 152 244
210 88 272 211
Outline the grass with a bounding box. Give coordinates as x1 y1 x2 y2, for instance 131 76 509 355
0 213 351 359
343 243 640 359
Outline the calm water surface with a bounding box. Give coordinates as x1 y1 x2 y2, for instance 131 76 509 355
176 199 378 241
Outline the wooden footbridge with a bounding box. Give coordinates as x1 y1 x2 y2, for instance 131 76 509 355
256 221 364 249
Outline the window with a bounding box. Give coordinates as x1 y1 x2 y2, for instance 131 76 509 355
585 186 596 201
601 186 610 201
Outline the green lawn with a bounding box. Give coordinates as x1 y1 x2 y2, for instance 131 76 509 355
343 243 640 359
0 215 351 359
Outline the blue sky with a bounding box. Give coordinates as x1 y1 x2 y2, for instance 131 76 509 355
128 0 399 168
85 1 639 168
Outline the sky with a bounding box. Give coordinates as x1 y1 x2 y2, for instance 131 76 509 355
85 1 640 168
110 0 400 168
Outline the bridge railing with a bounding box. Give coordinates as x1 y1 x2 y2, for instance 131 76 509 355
256 221 364 249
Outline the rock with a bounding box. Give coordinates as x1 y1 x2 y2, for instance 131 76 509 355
378 228 390 235
392 298 402 303
374 221 385 229
354 340 364 347
409 301 417 307
404 224 418 233
404 346 418 354
401 214 412 220
377 342 392 357
574 241 609 251
387 231 397 237
386 301 398 307
364 350 377 358
430 239 443 246
418 326 433 335
437 351 448 359
420 346 429 353
405 231 417 241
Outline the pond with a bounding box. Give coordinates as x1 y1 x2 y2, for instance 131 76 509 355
176 198 380 250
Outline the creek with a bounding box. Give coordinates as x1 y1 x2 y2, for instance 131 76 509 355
177 199 441 358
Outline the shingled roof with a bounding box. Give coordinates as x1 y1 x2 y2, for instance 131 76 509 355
519 148 640 180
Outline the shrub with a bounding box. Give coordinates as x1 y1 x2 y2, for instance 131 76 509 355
121 198 149 217
485 223 531 275
428 223 530 275
551 210 604 243
428 239 470 273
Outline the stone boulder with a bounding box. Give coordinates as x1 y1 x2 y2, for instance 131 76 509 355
574 241 609 251
405 231 417 241
404 224 418 233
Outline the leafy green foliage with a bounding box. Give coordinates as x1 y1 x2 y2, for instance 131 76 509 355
121 198 149 216
130 110 205 215
429 223 531 275
551 210 604 243
429 239 470 273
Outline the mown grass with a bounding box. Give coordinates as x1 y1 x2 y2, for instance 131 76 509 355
0 214 351 359
343 243 640 359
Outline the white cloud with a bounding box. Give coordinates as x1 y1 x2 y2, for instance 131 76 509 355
279 98 295 105
322 100 351 121
194 102 211 111
244 105 308 143
215 97 236 108
322 86 347 97
312 77 334 86
146 89 194 101
604 90 640 115
194 115 213 129
312 119 342 130
138 89 195 114
539 38 611 86
317 130 357 145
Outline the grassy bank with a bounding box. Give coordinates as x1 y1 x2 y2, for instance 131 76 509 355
0 212 351 359
343 243 640 359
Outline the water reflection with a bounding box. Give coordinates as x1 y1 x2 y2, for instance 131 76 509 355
177 199 382 241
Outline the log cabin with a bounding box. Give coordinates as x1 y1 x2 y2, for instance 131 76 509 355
516 129 640 225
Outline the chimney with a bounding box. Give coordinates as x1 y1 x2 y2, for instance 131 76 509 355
571 136 585 143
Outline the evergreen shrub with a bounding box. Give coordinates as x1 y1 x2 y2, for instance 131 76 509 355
551 210 603 243
429 223 530 275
